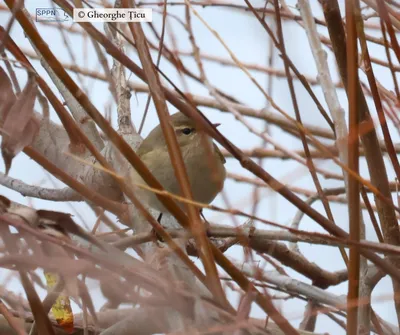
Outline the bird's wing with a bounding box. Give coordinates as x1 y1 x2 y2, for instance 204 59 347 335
137 137 155 157
213 143 226 164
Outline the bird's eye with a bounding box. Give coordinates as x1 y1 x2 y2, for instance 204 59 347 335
181 128 193 135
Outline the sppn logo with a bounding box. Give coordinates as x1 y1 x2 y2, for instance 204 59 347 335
35 8 70 22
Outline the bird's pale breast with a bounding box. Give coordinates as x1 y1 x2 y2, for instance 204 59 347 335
131 141 225 212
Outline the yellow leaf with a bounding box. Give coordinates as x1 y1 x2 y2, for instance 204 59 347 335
44 272 74 334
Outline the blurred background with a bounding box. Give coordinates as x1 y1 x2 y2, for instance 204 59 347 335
0 0 398 333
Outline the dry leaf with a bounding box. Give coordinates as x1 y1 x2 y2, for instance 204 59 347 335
0 66 16 121
0 195 11 213
7 205 39 226
44 271 74 334
0 74 39 174
37 210 103 249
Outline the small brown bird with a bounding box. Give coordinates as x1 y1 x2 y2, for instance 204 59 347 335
130 112 226 213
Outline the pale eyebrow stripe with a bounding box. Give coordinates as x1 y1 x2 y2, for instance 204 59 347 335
174 126 195 131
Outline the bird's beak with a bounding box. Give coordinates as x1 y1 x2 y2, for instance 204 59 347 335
213 123 221 128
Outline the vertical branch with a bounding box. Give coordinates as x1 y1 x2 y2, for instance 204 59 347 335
273 0 348 266
320 0 400 327
297 0 348 181
251 4 276 219
354 18 400 334
375 0 400 63
104 15 134 135
346 1 361 333
380 19 400 100
356 10 400 183
138 2 167 134
356 2 400 327
123 0 228 308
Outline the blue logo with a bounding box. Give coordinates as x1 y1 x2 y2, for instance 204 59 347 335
35 8 70 22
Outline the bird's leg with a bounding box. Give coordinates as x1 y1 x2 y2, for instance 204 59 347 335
200 210 211 236
151 213 164 242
